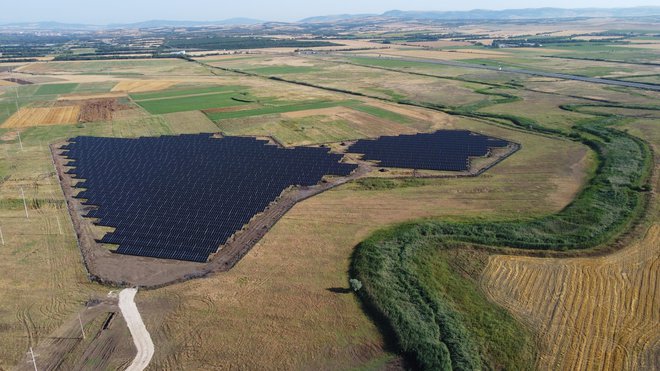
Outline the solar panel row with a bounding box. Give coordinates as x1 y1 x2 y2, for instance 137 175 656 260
346 130 509 171
62 133 357 262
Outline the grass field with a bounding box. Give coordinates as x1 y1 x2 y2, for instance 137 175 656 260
129 85 244 101
130 85 253 115
34 83 79 95
112 80 176 93
16 59 211 76
245 65 320 75
135 91 250 114
206 100 357 121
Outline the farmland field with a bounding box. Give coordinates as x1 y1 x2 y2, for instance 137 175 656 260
134 91 250 114
112 80 176 93
3 106 81 127
34 83 79 95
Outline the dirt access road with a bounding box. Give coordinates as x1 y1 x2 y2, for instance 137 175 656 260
119 288 154 371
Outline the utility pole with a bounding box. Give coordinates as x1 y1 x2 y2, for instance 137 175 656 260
14 85 20 113
56 216 63 235
20 187 29 219
17 131 23 151
0 226 4 245
29 347 37 371
78 314 86 339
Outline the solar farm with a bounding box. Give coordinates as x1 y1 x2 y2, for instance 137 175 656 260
55 130 513 268
347 130 510 171
61 134 356 262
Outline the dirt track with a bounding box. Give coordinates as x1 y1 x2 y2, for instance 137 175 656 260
119 288 154 371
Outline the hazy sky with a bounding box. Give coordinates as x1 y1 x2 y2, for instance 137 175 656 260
2 0 658 24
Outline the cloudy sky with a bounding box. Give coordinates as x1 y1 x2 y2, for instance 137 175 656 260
2 0 658 24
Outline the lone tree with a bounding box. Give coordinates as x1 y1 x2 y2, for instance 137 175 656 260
349 278 362 292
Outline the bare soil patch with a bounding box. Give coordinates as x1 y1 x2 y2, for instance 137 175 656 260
78 99 128 123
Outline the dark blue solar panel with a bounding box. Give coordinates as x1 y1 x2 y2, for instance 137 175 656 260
62 133 357 263
346 130 509 171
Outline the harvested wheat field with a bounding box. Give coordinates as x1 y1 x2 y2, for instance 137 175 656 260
0 79 17 86
111 80 176 93
3 106 80 128
482 224 660 370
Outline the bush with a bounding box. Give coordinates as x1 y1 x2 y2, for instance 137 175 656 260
349 278 362 292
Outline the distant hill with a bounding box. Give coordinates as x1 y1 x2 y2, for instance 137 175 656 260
0 18 265 31
301 6 660 23
299 14 377 23
381 7 660 21
109 18 264 28
0 21 100 30
2 6 660 31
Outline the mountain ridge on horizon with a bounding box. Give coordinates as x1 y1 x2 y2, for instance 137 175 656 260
1 6 660 30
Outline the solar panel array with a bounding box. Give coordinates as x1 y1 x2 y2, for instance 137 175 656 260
346 130 509 171
61 134 357 262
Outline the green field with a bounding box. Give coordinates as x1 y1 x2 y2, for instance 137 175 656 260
34 83 79 95
134 93 250 114
245 65 320 75
347 56 444 70
71 81 116 94
349 103 410 123
206 100 358 121
130 85 244 101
